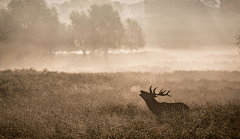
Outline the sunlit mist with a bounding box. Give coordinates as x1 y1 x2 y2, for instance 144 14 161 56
1 1 240 138
0 0 240 72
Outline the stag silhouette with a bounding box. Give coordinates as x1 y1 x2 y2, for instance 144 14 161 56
139 86 189 115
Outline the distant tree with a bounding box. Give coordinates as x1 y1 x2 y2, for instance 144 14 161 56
0 28 10 42
88 4 124 55
0 8 16 60
0 28 11 60
55 23 75 52
233 29 240 48
0 0 77 66
0 8 16 38
7 0 59 34
1 0 67 56
70 11 92 55
124 18 146 52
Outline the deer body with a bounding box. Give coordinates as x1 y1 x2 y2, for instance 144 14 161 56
140 86 189 115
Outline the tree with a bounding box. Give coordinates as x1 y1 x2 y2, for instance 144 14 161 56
88 4 124 54
0 28 12 62
0 28 10 42
70 11 92 55
0 8 17 40
124 18 145 52
0 8 17 61
233 29 240 48
2 0 63 56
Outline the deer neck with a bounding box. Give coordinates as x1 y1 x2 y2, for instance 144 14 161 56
143 98 160 111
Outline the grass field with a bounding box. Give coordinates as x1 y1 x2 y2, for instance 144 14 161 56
0 69 240 138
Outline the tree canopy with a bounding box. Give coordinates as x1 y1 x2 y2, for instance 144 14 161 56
0 0 73 59
0 0 145 63
70 11 92 55
88 4 124 54
124 18 146 52
69 4 145 55
234 30 240 48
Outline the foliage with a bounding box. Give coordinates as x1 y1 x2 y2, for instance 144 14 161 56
70 11 92 55
124 18 146 52
0 0 145 61
7 0 60 53
234 29 240 48
0 0 74 58
0 28 11 60
0 28 10 42
88 4 124 54
0 69 240 138
69 4 145 54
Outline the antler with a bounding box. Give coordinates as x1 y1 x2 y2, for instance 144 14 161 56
155 88 172 97
149 86 172 97
153 87 157 94
149 86 158 94
149 86 153 94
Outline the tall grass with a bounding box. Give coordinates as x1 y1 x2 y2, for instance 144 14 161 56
0 69 240 138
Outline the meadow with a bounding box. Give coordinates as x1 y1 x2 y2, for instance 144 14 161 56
0 69 240 138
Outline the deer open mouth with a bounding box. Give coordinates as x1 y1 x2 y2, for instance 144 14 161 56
139 90 144 96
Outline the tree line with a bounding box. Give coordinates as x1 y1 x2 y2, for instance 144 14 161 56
70 4 145 55
0 0 146 61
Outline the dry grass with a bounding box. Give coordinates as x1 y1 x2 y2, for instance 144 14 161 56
0 69 240 138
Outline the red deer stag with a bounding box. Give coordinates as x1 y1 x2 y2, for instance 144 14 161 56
139 86 189 115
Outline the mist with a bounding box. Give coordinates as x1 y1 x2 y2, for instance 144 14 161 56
1 0 240 73
1 1 240 138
